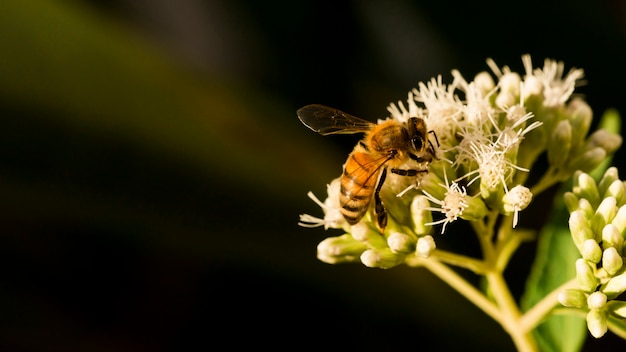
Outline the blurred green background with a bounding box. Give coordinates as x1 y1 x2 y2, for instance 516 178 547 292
0 1 625 350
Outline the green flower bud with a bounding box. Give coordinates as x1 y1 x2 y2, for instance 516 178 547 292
602 247 623 276
569 210 595 252
598 167 620 198
563 192 579 214
582 239 602 264
387 232 416 254
547 119 572 167
587 308 608 338
576 258 598 292
611 205 626 236
317 234 368 264
578 198 595 219
351 222 388 249
566 99 593 149
592 197 617 237
583 129 623 156
474 71 495 94
607 300 626 319
360 248 405 269
600 272 626 299
573 172 600 208
558 288 587 308
460 195 489 221
416 235 436 258
568 147 607 175
602 224 623 253
411 195 434 236
501 185 532 227
603 180 625 207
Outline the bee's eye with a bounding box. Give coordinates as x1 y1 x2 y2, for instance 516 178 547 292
412 136 423 150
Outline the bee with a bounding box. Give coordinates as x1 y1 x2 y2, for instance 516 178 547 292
297 104 438 231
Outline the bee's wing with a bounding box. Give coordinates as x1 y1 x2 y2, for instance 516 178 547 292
297 104 375 135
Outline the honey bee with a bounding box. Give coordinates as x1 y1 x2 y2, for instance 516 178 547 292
297 104 438 231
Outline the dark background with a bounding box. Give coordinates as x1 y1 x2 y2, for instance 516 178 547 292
0 0 625 350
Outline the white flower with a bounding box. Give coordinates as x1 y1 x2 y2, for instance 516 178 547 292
299 178 346 230
502 185 533 227
522 54 584 108
422 171 469 234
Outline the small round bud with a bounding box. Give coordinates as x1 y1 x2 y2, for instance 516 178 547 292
567 99 592 148
474 71 495 93
416 235 436 258
598 167 620 196
587 291 607 310
387 232 415 254
558 288 587 308
602 247 623 276
603 180 625 207
351 222 387 249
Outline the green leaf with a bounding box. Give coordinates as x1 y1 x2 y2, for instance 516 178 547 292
521 189 586 352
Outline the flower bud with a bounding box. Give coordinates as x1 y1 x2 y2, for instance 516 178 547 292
566 99 592 149
603 180 625 207
600 272 626 299
573 173 600 208
598 167 620 197
387 232 415 254
569 210 595 252
584 129 623 156
601 224 623 253
474 71 495 93
587 291 608 310
317 234 368 264
592 197 617 236
460 195 489 221
578 198 595 218
602 247 623 276
547 120 572 167
607 300 626 319
558 288 587 308
586 309 608 338
360 248 405 269
568 147 607 175
611 205 626 236
582 239 602 263
563 192 579 214
416 235 436 258
411 195 434 236
351 222 388 249
576 258 598 292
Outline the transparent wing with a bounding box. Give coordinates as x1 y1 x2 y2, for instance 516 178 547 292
297 104 375 135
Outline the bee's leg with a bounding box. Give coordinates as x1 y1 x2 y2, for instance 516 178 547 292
390 168 421 176
374 167 388 231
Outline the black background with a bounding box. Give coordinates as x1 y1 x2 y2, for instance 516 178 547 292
1 1 625 351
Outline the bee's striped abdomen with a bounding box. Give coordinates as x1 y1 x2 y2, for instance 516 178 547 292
339 151 380 224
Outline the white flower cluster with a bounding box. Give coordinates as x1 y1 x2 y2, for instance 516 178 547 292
300 54 620 269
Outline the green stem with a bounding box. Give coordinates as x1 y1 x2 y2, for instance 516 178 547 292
429 249 488 274
487 271 538 352
417 258 503 325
